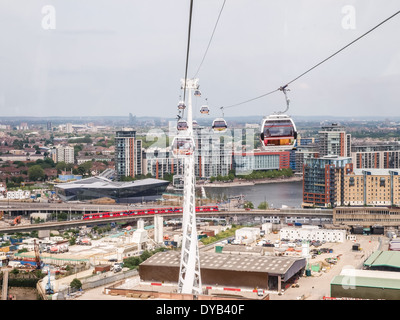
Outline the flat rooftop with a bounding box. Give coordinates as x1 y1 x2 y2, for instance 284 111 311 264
141 250 306 279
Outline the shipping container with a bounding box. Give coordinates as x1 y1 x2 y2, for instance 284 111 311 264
351 226 364 234
202 230 215 237
371 225 384 235
215 246 223 253
164 241 177 247
94 264 111 273
10 238 23 244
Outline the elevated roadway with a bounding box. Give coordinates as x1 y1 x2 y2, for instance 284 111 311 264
0 204 333 234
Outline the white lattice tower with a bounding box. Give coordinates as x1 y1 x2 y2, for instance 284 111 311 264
178 78 202 295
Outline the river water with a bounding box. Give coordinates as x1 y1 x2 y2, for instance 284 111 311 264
204 181 303 209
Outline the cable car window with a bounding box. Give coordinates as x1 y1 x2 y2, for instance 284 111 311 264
214 121 226 127
264 125 294 137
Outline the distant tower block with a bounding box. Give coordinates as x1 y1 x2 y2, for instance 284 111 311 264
154 215 164 244
137 219 145 230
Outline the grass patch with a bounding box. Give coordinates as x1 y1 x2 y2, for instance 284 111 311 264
199 225 242 246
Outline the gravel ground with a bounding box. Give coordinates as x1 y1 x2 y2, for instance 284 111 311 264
270 234 384 300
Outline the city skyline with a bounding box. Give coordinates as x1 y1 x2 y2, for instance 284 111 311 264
0 1 399 118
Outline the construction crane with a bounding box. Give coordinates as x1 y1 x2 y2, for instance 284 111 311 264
33 240 42 269
45 269 54 294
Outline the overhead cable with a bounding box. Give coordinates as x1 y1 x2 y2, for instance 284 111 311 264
183 0 194 103
219 9 400 110
193 0 226 78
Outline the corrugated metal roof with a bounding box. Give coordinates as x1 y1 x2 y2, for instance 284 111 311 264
141 250 306 277
364 251 400 269
331 275 400 290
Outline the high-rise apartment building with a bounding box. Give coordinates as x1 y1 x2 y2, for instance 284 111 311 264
115 129 142 180
194 128 232 179
143 148 184 179
318 123 351 157
66 123 73 134
343 168 400 206
53 145 75 164
302 155 352 208
144 127 232 180
351 144 400 169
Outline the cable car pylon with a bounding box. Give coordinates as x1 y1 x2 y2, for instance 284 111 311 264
175 78 202 295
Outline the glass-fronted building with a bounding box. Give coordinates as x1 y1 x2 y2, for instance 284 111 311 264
55 176 169 203
302 155 352 208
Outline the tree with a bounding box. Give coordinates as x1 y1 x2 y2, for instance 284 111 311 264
243 201 254 209
78 161 93 176
56 161 74 172
28 165 45 181
70 278 82 291
140 250 152 261
258 201 269 210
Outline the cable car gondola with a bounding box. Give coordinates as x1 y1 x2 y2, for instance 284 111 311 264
260 85 297 150
260 114 297 150
212 118 228 133
200 105 209 115
177 119 188 131
171 136 195 157
177 100 186 110
194 89 201 97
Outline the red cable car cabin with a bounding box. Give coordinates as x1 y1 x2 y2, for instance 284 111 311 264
260 114 297 149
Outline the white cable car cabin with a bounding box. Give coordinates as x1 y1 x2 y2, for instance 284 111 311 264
172 136 195 157
177 101 186 110
194 90 201 97
177 120 188 131
260 114 297 150
200 105 209 115
192 120 199 128
212 118 228 133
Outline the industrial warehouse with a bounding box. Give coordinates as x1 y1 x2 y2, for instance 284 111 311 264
138 250 307 292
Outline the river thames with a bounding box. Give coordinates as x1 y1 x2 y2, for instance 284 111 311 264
204 180 303 209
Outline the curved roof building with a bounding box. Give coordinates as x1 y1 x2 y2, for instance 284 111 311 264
55 176 169 203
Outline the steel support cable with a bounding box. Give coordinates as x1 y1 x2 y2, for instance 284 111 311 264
183 0 194 104
219 9 400 112
283 9 400 88
193 0 227 78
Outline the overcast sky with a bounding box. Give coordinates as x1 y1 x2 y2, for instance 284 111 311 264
0 0 399 119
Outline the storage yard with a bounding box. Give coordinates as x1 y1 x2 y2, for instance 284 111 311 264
0 216 394 300
72 225 387 300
